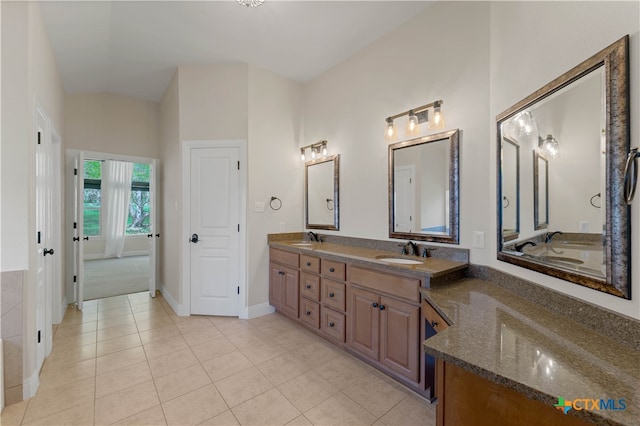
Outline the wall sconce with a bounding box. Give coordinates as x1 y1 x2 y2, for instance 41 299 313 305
300 140 328 161
538 134 559 158
384 100 446 142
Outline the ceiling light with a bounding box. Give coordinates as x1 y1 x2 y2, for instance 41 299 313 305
428 100 446 130
299 140 329 162
237 0 265 7
405 110 420 136
384 118 397 142
384 100 446 142
539 134 559 158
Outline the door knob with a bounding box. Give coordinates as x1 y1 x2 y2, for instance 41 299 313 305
83 236 89 241
190 233 199 243
43 248 54 256
372 302 379 308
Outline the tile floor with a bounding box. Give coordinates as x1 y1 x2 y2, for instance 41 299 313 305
1 292 435 425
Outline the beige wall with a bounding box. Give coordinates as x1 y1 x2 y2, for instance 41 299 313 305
64 92 160 158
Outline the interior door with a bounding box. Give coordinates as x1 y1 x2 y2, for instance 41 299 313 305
394 166 415 232
75 152 86 310
189 147 240 316
148 159 158 296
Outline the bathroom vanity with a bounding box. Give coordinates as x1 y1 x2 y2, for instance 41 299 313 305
268 237 467 398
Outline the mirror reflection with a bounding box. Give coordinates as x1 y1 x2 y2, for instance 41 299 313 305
389 129 459 244
305 154 339 230
497 36 630 299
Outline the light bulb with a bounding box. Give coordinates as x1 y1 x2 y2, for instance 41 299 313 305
428 101 446 130
405 111 419 135
300 148 305 161
311 148 317 159
385 118 397 142
322 143 327 156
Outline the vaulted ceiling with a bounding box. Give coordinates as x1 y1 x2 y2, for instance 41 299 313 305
40 1 432 102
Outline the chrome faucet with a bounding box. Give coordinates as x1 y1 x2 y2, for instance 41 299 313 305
422 247 437 258
515 241 537 252
308 232 320 242
407 241 419 256
545 231 563 243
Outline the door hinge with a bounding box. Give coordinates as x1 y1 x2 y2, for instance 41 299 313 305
74 222 77 229
237 286 240 295
37 231 41 244
237 224 240 232
37 132 41 145
37 330 41 343
237 161 240 170
74 168 78 176
73 275 77 283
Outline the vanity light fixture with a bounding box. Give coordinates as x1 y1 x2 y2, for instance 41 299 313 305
384 100 445 142
300 140 328 162
539 134 560 158
237 0 265 7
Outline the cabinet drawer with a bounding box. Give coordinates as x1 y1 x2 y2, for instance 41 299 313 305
270 248 299 268
301 255 321 274
322 260 346 281
322 279 346 312
349 266 420 302
300 299 320 329
422 300 449 333
301 272 321 302
322 309 346 343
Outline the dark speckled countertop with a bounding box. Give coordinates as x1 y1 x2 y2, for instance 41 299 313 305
268 241 468 281
421 279 639 426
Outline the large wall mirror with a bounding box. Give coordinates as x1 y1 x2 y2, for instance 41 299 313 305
497 36 630 299
305 154 339 230
389 129 459 244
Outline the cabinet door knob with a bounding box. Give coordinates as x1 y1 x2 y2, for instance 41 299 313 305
431 320 438 327
306 311 311 316
372 302 379 308
329 267 335 272
379 305 386 310
278 271 285 276
306 284 311 289
306 261 311 267
329 322 335 327
329 292 335 298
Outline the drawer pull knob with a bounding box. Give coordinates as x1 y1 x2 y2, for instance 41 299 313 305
329 292 335 298
431 320 438 327
329 267 335 272
306 284 311 289
372 302 379 308
306 311 311 316
306 261 311 266
379 305 386 310
329 322 335 327
278 271 285 276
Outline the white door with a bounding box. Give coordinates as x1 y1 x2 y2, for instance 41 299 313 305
148 159 158 296
394 166 415 232
75 152 86 310
189 147 240 316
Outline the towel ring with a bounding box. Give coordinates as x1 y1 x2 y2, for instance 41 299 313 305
589 193 601 209
326 198 334 211
270 196 282 211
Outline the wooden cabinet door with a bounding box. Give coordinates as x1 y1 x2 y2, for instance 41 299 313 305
282 266 300 319
347 287 380 361
380 296 420 382
269 262 285 309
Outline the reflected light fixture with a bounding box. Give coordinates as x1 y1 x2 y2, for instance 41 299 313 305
384 100 445 142
300 140 328 162
237 0 265 7
539 134 560 158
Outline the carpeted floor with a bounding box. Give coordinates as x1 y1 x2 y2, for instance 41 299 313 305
83 255 150 300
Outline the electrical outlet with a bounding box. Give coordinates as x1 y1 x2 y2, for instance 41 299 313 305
579 221 589 232
473 231 485 249
254 201 265 212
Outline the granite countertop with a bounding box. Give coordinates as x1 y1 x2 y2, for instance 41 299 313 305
421 279 639 425
268 240 468 280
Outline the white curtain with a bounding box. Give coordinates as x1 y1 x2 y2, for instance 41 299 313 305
103 160 133 258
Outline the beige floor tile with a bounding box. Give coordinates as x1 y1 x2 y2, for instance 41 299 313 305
290 341 342 368
94 380 160 426
22 377 95 424
190 336 237 363
181 327 224 347
133 309 170 322
147 347 199 378
257 353 308 386
98 306 133 320
215 366 274 408
21 400 94 426
379 394 435 426
200 350 253 382
96 332 142 356
97 322 139 342
285 415 313 426
161 384 228 426
225 329 267 349
112 405 167 426
314 355 371 389
174 317 217 334
143 335 189 359
38 358 96 392
198 409 239 426
139 324 180 344
95 360 153 398
54 321 97 339
97 313 136 330
52 330 97 347
304 393 377 426
127 292 158 305
131 302 167 314
42 342 97 371
271 330 317 349
154 363 212 402
136 316 175 332
232 388 300 426
60 310 98 325
96 345 147 375
277 371 339 413
239 342 288 365
0 399 28 426
342 374 409 418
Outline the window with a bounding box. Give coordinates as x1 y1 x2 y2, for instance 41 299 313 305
127 163 151 235
83 160 102 236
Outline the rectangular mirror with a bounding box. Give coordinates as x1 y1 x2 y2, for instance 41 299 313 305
497 36 630 299
501 137 520 242
389 129 459 244
305 154 339 230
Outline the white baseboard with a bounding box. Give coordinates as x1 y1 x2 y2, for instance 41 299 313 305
84 251 150 261
1 339 4 412
159 284 188 316
23 369 40 400
245 302 275 319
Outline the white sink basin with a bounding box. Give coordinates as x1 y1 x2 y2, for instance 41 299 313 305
290 242 315 247
377 257 423 265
